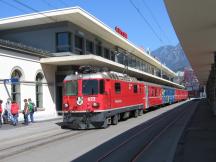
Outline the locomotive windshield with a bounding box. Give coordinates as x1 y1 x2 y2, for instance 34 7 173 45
82 80 98 95
64 81 78 96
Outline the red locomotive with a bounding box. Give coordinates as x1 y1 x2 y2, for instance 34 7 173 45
62 71 188 129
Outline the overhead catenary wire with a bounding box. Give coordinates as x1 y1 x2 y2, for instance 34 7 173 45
13 0 58 23
0 0 27 14
129 0 164 44
141 0 172 44
43 0 58 9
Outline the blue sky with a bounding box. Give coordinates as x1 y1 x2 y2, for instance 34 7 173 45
0 0 179 50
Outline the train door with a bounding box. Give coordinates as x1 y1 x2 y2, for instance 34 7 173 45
145 85 149 109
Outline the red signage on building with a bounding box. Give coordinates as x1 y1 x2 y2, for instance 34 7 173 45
115 26 128 39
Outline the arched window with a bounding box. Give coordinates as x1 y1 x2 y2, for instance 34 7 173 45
11 69 22 105
36 72 44 108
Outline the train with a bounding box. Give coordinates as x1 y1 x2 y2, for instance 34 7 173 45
62 71 188 129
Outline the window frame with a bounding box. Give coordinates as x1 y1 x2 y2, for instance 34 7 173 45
56 32 72 52
115 82 121 94
86 39 94 54
133 84 138 93
74 35 84 55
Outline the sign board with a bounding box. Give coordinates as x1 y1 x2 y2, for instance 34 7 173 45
4 78 19 84
115 26 128 39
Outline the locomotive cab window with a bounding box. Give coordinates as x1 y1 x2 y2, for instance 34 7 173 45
64 81 78 96
115 83 121 93
99 80 105 94
82 80 98 95
133 85 138 93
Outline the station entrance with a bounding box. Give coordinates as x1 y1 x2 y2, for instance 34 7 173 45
55 65 78 115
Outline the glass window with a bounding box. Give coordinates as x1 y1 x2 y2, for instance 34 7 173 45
115 83 121 93
132 57 136 68
82 80 98 95
96 44 102 56
75 35 84 55
11 69 22 107
56 32 71 52
100 80 105 94
104 48 110 59
134 85 138 93
86 40 94 54
64 81 78 96
36 73 44 108
117 53 124 65
110 51 115 61
128 55 132 67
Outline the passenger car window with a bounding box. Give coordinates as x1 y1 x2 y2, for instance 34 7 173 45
115 83 121 93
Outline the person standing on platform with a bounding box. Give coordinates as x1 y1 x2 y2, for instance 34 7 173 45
3 98 11 124
11 101 19 126
0 100 3 127
28 98 35 123
23 99 29 125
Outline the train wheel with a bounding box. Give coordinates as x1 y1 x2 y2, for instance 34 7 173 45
112 115 118 125
134 110 139 118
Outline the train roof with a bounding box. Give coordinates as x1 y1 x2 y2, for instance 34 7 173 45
64 72 186 90
64 71 139 82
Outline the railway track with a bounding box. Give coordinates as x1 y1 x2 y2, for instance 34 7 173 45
0 128 93 160
74 100 198 162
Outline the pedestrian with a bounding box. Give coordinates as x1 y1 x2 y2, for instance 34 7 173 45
3 98 11 124
28 98 35 123
11 101 19 126
0 100 3 127
23 99 29 125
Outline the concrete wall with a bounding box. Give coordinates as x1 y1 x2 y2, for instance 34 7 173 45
0 48 57 121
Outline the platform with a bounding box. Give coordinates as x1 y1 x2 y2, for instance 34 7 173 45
174 99 216 162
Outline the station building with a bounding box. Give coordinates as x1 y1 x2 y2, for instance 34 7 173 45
0 7 182 120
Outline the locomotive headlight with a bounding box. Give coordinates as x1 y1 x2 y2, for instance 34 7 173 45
64 103 69 108
92 102 100 108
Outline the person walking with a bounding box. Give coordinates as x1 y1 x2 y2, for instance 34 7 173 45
28 98 35 123
23 99 29 125
11 101 19 126
0 100 3 127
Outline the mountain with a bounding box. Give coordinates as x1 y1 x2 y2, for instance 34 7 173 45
152 44 191 72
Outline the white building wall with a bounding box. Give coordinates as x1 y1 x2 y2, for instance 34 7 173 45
0 48 57 121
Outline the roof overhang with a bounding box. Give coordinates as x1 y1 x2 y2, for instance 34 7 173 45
40 54 184 89
0 7 176 78
165 0 216 85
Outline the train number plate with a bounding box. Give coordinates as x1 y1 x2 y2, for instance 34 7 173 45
88 97 96 102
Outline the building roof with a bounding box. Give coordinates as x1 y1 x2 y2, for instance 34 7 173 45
0 6 176 78
165 0 216 85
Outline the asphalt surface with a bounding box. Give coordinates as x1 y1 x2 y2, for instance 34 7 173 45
74 100 198 162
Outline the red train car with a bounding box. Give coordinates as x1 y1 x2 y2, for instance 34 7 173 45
145 83 163 109
62 72 144 129
62 71 188 129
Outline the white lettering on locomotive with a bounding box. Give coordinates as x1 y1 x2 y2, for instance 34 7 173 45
114 99 122 103
87 97 96 102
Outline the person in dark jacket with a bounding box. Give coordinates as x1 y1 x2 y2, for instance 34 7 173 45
11 101 19 126
23 99 29 125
